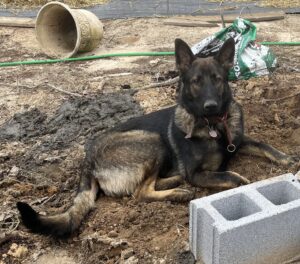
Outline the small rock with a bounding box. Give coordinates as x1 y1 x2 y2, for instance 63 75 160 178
154 247 160 251
15 148 26 156
291 128 300 144
132 220 140 225
47 186 58 195
182 241 190 252
177 251 196 264
149 58 160 66
274 113 280 123
121 248 134 259
0 152 10 161
0 214 5 222
124 256 139 264
294 117 300 126
44 156 62 163
128 211 139 222
246 81 256 90
153 258 166 264
32 250 43 261
108 230 118 238
9 243 18 251
9 166 19 177
159 259 167 264
7 244 28 258
230 82 237 88
37 153 48 163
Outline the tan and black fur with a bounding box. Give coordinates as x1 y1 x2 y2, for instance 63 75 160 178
17 38 297 237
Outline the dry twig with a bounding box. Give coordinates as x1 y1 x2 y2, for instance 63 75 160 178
139 76 179 90
264 91 300 102
8 82 83 98
0 213 20 233
0 231 28 246
30 194 56 206
45 84 83 98
97 79 106 91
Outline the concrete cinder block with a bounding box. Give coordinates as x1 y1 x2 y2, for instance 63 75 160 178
189 172 300 264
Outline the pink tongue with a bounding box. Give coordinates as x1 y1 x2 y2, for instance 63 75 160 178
209 130 218 138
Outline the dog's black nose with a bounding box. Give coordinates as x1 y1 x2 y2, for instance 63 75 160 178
204 100 218 111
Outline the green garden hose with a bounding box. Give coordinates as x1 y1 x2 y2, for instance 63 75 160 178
0 42 299 68
0 52 175 67
259 41 300 46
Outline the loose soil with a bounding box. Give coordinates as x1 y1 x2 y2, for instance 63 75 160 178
0 15 299 264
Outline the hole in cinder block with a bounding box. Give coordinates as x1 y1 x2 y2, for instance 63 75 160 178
257 181 300 205
211 193 261 221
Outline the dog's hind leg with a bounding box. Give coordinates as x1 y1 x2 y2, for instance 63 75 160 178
155 175 184 190
94 130 193 202
136 174 193 202
189 171 250 189
239 136 296 165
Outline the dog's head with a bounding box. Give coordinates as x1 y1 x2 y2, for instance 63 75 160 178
175 38 235 118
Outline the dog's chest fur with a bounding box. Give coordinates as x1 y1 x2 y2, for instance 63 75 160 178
168 106 225 177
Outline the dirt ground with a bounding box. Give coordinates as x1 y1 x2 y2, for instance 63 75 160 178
0 14 299 264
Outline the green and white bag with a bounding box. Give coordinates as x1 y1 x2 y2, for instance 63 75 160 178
191 18 277 80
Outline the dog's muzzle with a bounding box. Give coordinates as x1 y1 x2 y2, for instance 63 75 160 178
204 100 218 112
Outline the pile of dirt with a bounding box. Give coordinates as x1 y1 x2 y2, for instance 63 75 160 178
0 108 47 141
0 92 142 145
0 92 142 182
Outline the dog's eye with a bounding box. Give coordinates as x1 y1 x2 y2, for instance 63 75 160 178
212 74 222 83
191 76 202 84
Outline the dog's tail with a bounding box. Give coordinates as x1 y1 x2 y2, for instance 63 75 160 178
17 168 99 237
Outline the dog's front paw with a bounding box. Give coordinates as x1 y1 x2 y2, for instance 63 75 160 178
228 171 251 186
239 176 251 185
291 156 300 170
280 155 299 166
172 188 195 202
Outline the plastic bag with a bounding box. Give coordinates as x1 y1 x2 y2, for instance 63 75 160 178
191 18 277 81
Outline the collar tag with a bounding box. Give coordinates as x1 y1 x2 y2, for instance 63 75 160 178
208 128 218 138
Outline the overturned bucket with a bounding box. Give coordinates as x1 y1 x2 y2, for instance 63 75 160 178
36 1 103 58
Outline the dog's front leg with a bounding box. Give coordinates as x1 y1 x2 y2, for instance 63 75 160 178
225 101 244 147
155 175 184 190
189 171 250 189
239 136 297 166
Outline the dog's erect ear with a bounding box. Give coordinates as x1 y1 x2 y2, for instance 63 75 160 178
215 38 235 70
175 39 195 74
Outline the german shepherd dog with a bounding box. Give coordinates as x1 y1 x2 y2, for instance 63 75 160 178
17 38 296 237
